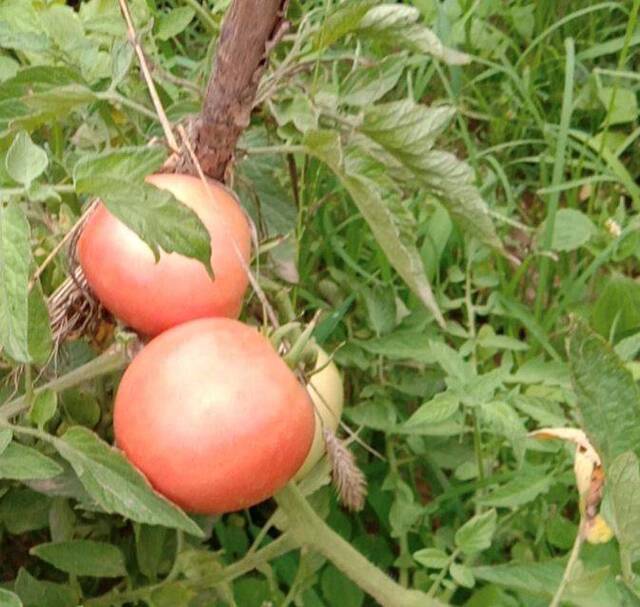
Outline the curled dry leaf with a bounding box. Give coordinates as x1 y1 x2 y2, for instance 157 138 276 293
529 427 613 544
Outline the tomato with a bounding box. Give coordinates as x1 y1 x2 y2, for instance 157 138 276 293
295 345 344 480
77 173 252 337
113 317 315 514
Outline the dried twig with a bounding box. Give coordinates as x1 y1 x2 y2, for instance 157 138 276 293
117 0 179 152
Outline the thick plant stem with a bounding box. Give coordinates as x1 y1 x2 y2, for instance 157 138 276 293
0 346 130 419
275 484 445 607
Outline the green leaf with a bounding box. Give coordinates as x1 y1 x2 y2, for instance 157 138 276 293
607 451 640 559
359 102 500 249
0 205 31 362
304 129 444 326
314 0 377 50
0 67 91 132
31 540 126 578
592 275 640 341
0 489 50 534
0 443 62 480
14 568 77 607
321 564 365 607
0 589 22 607
73 146 167 188
0 21 49 53
450 562 475 588
358 5 469 64
567 318 640 468
27 282 52 365
79 179 212 272
413 547 449 569
28 389 57 430
5 131 48 185
61 389 101 429
598 86 638 125
53 427 203 537
135 524 171 580
155 7 195 41
547 208 595 252
149 583 196 607
341 55 405 107
404 392 459 428
315 2 468 65
477 466 552 508
0 429 11 455
455 509 497 555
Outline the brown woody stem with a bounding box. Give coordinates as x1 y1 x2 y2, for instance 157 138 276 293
179 0 289 181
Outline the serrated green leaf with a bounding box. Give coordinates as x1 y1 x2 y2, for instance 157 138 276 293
315 2 468 65
0 588 22 607
413 547 449 569
404 392 459 428
567 319 640 468
304 129 444 325
5 131 48 186
14 568 77 607
607 451 640 560
73 146 167 187
455 509 497 555
0 205 30 362
53 427 203 537
31 540 126 578
82 179 212 272
0 443 62 480
359 102 500 249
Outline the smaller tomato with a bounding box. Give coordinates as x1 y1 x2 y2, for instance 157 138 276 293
77 173 252 337
295 345 344 480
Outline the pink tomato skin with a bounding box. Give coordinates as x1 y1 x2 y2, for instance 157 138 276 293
77 173 252 337
113 318 315 514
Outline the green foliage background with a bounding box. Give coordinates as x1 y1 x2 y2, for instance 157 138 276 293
0 0 639 605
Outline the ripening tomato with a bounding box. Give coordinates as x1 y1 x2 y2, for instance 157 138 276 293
77 173 252 337
295 345 344 480
113 317 315 514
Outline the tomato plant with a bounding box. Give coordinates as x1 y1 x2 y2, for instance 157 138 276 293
113 317 315 514
78 173 252 336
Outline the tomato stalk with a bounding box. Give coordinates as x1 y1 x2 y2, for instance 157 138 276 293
275 484 445 607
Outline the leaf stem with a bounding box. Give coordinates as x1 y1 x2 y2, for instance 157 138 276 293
549 522 584 607
274 484 445 607
0 346 130 420
84 532 297 607
183 0 219 33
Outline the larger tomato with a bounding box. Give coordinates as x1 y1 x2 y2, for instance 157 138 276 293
113 317 315 514
77 173 252 337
